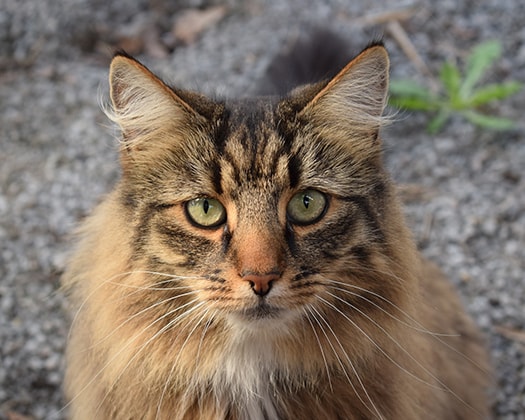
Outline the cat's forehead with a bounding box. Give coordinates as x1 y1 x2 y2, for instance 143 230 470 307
215 99 292 195
221 98 280 144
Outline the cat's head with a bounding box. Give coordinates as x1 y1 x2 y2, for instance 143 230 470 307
106 44 415 334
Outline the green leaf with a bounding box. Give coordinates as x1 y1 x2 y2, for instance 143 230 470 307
389 41 520 134
388 80 440 111
440 62 461 102
389 80 433 99
427 109 451 134
388 96 439 111
468 82 522 106
460 40 502 98
462 110 516 130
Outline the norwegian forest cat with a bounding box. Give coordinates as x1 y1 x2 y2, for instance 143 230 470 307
62 33 491 419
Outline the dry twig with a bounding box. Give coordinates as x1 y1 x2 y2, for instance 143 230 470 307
495 326 525 345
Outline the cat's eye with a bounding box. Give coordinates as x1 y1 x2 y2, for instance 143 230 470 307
185 198 226 228
287 189 327 225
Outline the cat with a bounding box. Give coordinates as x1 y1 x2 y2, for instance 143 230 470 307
61 34 492 419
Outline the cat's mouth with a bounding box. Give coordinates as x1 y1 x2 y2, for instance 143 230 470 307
241 301 282 320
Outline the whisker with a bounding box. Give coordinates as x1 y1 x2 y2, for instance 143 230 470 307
107 281 191 292
308 306 384 419
305 308 355 395
302 307 333 391
320 293 481 416
94 300 208 417
66 270 204 342
62 297 204 416
195 315 215 369
84 289 201 352
319 294 440 388
322 278 489 373
323 280 458 337
156 307 214 419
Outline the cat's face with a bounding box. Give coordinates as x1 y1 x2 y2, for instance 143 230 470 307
108 46 408 334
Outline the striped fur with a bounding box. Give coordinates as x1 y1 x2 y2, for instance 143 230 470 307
62 44 491 419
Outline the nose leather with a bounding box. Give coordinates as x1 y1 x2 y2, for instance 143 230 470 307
243 272 280 296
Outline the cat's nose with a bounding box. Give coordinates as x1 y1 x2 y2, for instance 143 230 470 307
242 272 280 297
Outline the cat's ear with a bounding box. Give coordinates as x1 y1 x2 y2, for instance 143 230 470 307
107 52 204 151
299 43 389 138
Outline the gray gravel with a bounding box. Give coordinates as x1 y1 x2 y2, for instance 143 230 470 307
1 0 524 418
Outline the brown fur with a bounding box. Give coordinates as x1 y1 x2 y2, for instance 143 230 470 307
62 45 491 419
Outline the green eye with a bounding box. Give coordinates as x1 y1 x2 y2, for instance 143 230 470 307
287 190 327 225
185 198 226 228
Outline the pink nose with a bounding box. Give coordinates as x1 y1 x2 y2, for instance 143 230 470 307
243 272 280 296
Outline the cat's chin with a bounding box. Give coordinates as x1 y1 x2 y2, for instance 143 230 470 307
242 301 282 319
227 302 299 332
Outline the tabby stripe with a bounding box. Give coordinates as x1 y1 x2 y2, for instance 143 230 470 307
132 204 159 256
209 160 223 195
222 149 242 188
289 281 322 289
292 270 318 282
349 245 370 262
155 223 214 268
341 194 385 243
221 225 232 255
275 116 302 188
145 255 192 275
287 153 302 189
302 215 359 263
206 275 226 283
285 222 298 256
212 108 231 154
259 129 281 177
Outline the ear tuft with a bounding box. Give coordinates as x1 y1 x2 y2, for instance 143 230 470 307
301 44 390 135
106 54 196 147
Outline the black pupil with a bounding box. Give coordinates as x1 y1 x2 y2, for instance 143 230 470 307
303 194 310 208
203 199 210 214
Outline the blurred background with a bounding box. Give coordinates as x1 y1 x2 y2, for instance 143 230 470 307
1 0 524 418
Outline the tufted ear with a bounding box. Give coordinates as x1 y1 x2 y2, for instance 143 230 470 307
107 53 201 148
105 52 228 176
299 43 390 139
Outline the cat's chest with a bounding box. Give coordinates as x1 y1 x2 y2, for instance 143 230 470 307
214 331 282 419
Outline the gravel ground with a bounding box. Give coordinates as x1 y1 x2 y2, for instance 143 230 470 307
1 0 524 418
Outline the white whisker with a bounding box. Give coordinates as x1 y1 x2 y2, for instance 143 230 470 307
320 292 480 415
94 300 208 417
323 280 458 337
85 289 201 352
156 307 214 419
308 305 384 419
302 307 333 391
64 297 204 416
66 270 203 342
322 278 489 373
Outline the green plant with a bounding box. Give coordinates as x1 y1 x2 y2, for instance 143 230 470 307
389 40 522 133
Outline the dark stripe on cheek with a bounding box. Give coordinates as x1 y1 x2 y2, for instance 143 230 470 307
342 195 384 243
285 222 298 256
221 225 232 255
297 212 361 264
350 245 370 262
120 190 138 209
155 222 214 267
206 274 226 283
132 206 158 257
291 268 318 282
